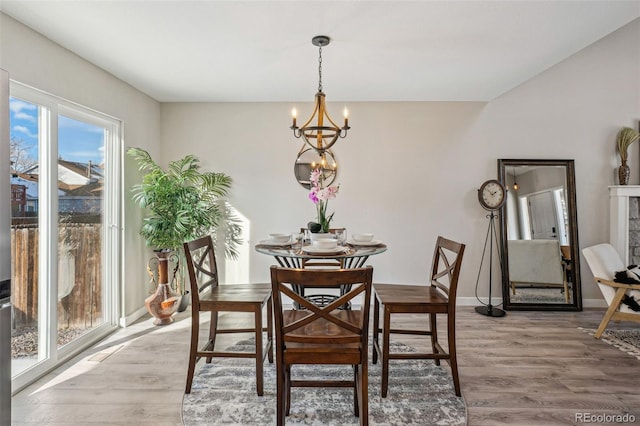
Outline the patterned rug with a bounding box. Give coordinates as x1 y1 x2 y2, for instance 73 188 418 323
579 328 640 360
182 339 467 425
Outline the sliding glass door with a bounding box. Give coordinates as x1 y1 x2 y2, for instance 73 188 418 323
9 83 121 390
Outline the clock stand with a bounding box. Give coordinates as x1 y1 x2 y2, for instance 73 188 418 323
475 210 506 317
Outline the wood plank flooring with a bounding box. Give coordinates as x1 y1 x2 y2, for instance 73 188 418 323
11 307 640 425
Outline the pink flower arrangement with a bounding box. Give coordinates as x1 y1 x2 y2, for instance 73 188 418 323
308 168 340 233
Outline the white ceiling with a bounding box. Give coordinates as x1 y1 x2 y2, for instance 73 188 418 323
1 1 639 102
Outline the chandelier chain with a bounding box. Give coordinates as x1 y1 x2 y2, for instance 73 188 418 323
318 45 323 92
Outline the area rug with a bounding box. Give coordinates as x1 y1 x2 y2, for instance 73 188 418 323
579 327 640 360
182 339 467 425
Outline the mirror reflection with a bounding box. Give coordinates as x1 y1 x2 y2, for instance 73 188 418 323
498 159 582 311
294 147 337 189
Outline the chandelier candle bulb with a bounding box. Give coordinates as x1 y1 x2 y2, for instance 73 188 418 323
291 108 297 128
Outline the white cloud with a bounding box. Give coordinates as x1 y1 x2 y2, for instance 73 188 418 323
10 99 37 121
13 125 36 138
13 111 36 122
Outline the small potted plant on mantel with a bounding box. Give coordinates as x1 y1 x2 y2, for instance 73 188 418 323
128 147 241 325
617 126 640 185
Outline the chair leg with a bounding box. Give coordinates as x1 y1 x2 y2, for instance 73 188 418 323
207 311 219 363
372 296 380 364
276 361 285 426
430 313 440 366
381 307 391 398
185 310 200 394
254 306 264 396
595 288 627 338
353 365 358 416
358 361 369 425
447 313 461 397
285 364 292 416
267 296 274 363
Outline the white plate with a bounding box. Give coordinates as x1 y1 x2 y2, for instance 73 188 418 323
302 246 348 254
348 239 383 246
259 239 291 246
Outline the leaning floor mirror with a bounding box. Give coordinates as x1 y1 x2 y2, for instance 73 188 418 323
498 159 582 311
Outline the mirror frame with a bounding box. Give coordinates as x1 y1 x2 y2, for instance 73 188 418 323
498 159 582 311
294 147 338 190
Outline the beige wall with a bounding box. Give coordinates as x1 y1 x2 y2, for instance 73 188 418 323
159 102 488 295
2 11 638 316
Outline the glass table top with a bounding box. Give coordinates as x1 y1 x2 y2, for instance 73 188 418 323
255 242 387 260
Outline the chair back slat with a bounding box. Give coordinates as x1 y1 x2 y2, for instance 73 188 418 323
280 284 366 336
270 266 373 348
183 235 219 304
430 236 465 303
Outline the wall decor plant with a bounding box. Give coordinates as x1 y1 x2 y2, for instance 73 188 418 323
616 126 640 185
127 147 241 324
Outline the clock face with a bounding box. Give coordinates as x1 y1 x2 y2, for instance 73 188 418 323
478 180 506 210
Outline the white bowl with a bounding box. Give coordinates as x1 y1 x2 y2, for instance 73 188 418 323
269 233 290 243
309 232 334 242
314 238 338 249
352 233 374 243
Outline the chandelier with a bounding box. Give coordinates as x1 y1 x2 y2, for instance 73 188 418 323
290 35 350 153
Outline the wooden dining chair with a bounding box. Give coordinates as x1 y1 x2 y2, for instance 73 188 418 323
183 235 273 395
372 236 465 397
270 265 374 426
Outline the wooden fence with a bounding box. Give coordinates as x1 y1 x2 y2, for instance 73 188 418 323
10 223 103 330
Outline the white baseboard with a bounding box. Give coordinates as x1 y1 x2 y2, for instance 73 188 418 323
119 306 148 327
456 297 606 308
457 297 503 306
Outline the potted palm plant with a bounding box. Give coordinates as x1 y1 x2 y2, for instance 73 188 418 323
128 147 241 325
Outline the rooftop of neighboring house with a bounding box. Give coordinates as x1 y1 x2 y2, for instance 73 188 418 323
11 159 103 198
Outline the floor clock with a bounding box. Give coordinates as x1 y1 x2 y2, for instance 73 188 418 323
475 179 507 317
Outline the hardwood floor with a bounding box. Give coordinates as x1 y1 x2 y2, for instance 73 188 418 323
11 307 640 425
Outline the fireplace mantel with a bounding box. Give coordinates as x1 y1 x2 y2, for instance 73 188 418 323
609 185 640 263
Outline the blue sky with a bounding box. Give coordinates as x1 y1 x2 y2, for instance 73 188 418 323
10 97 104 165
